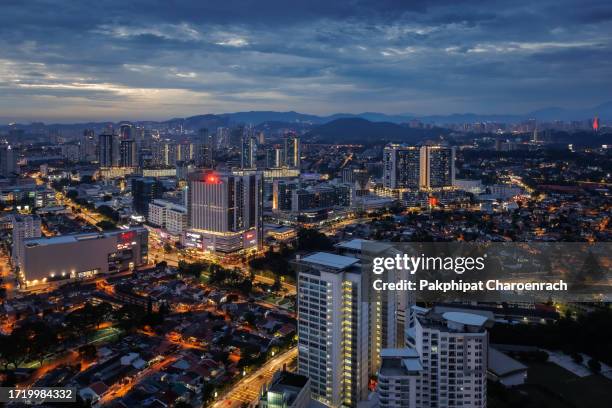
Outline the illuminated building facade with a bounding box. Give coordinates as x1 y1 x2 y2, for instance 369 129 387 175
21 227 148 286
295 252 370 408
185 169 263 254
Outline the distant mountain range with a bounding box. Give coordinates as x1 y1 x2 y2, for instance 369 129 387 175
2 101 610 131
304 118 449 144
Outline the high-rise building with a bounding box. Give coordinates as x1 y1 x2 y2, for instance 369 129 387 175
153 142 178 166
119 123 133 140
395 310 488 408
241 130 258 169
284 133 300 169
11 214 42 272
419 146 455 190
266 147 284 168
119 139 138 168
185 169 263 254
272 180 299 211
0 144 19 177
383 144 421 189
377 348 422 408
295 252 370 408
197 128 214 167
216 127 230 149
131 177 163 215
80 129 97 162
98 132 115 167
383 144 455 191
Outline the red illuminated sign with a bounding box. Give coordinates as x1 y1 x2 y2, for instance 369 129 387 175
119 230 136 243
204 172 221 184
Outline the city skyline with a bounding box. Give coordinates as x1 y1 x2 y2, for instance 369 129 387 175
1 0 612 122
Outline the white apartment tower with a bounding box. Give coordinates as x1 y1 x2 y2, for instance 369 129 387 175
377 348 422 408
380 310 488 408
295 252 370 408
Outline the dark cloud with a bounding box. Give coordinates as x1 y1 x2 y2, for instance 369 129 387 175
0 0 611 122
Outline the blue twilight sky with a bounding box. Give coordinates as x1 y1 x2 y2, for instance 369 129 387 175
1 0 611 123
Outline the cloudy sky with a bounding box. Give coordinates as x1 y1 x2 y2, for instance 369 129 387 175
1 0 611 122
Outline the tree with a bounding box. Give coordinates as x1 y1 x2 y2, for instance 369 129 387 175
243 311 257 326
296 228 334 251
571 352 583 364
588 359 601 373
78 344 97 362
93 302 113 328
97 205 119 222
66 190 79 200
575 251 605 283
96 220 117 231
272 273 282 292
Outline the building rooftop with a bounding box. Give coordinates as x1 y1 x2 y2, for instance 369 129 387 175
379 348 422 376
488 347 527 377
24 227 145 247
336 239 370 251
442 312 488 327
300 252 360 270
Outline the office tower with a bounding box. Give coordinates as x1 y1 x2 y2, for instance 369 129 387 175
22 227 148 285
153 142 178 166
177 142 193 162
138 148 153 168
284 133 300 168
401 310 488 408
272 180 299 211
377 349 422 408
131 177 163 215
142 129 154 149
98 132 115 167
12 214 42 272
0 144 19 177
185 169 263 254
197 128 214 167
193 142 212 168
419 146 455 190
258 370 311 408
119 139 138 168
216 127 230 149
241 129 258 169
119 123 133 140
383 144 421 189
295 252 370 408
80 129 97 162
266 147 284 168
